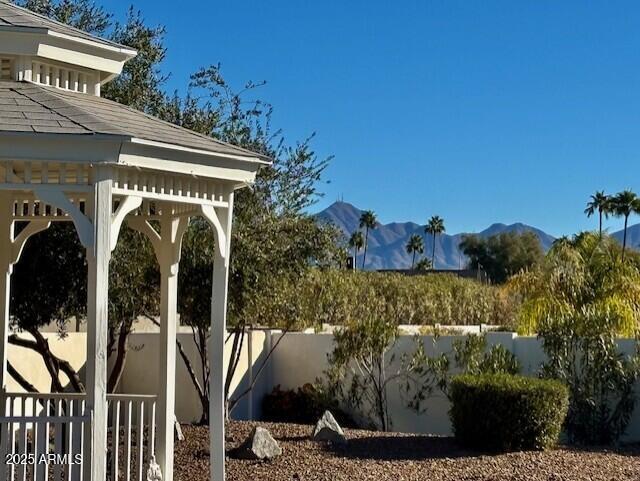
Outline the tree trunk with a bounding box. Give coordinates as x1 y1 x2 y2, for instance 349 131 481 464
362 227 369 269
411 251 416 269
432 233 436 267
598 209 603 238
622 215 629 261
107 322 130 393
8 330 84 393
7 361 39 392
227 328 290 415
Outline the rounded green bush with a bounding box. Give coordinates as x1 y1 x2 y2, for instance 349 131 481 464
449 374 568 451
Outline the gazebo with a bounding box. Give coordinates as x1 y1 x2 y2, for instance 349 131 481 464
0 2 267 480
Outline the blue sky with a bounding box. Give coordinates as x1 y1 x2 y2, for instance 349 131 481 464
110 0 640 236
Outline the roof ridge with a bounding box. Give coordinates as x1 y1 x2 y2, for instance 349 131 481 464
0 0 133 51
10 82 125 136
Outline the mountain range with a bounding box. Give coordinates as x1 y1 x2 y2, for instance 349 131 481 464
316 201 640 270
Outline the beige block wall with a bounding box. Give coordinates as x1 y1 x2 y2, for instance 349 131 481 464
6 332 87 394
6 329 640 441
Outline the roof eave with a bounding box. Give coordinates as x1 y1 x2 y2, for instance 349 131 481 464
46 29 137 58
129 137 272 166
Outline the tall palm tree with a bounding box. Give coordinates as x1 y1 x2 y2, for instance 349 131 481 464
584 191 611 237
425 215 445 268
348 231 364 269
359 210 377 269
405 234 424 269
610 190 640 261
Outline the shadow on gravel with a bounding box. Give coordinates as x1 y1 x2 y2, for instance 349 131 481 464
324 435 477 461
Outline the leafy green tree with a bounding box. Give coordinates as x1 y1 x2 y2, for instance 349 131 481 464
414 257 433 272
325 286 400 431
348 231 364 268
359 210 377 269
508 232 640 443
584 191 611 237
610 190 640 260
170 66 341 422
460 231 543 284
425 215 445 268
18 0 111 34
405 234 424 269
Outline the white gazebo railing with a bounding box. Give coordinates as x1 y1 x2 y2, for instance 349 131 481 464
0 392 157 481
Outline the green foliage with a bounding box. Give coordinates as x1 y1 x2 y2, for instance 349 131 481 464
426 215 445 267
460 231 544 284
509 232 640 444
449 374 569 452
609 190 640 258
414 257 433 271
401 333 520 414
11 224 85 334
325 296 399 431
252 269 519 329
358 210 377 269
405 234 424 269
509 232 640 336
584 190 611 236
18 0 111 34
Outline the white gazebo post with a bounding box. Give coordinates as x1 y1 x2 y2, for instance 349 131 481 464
205 191 234 481
129 206 189 481
0 192 13 394
84 168 113 481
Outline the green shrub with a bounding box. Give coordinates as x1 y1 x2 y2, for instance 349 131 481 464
449 374 568 452
261 383 355 427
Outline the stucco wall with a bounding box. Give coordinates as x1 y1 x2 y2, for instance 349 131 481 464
6 329 640 441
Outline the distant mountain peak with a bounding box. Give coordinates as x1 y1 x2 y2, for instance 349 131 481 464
315 202 639 270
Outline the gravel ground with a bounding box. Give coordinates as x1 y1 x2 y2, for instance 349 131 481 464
174 421 640 481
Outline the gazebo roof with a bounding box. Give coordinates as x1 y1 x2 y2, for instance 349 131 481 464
0 0 134 54
0 80 269 163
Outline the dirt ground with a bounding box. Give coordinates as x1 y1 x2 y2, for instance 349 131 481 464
173 421 640 481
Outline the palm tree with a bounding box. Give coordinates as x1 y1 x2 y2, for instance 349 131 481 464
405 234 424 269
359 210 377 269
610 190 640 260
425 215 445 268
348 231 364 269
415 257 433 271
584 191 611 237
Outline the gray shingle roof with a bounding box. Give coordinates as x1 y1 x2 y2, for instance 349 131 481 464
0 80 268 161
0 0 133 52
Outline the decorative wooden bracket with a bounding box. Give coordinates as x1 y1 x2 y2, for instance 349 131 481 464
127 217 162 258
110 195 142 252
128 215 190 277
10 220 51 267
33 187 93 249
199 205 227 260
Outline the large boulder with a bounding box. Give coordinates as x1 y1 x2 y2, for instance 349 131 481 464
312 411 347 445
234 426 282 461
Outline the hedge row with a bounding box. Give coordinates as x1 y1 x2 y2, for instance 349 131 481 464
244 269 519 329
449 374 569 451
